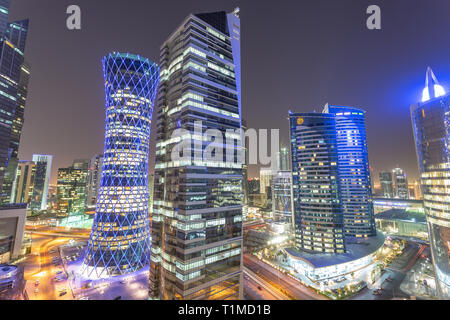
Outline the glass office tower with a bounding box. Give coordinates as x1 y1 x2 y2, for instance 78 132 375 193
326 105 376 239
82 53 159 278
56 159 89 215
289 112 345 253
393 167 409 199
29 154 52 211
150 9 243 300
379 171 394 198
411 67 449 299
0 3 30 204
272 171 294 229
10 160 35 204
289 105 376 253
86 154 103 209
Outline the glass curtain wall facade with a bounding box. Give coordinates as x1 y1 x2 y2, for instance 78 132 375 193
289 112 345 253
29 154 52 211
379 171 394 198
10 160 34 204
86 154 103 209
289 105 375 253
56 160 88 215
411 68 450 299
272 170 294 229
326 106 375 238
393 167 409 199
150 9 243 300
0 5 30 204
82 53 159 278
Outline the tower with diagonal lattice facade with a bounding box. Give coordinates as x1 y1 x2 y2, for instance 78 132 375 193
81 52 159 278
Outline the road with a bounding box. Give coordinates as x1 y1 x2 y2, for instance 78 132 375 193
25 225 90 239
243 266 290 300
244 275 279 300
244 254 327 300
22 232 76 300
350 242 424 300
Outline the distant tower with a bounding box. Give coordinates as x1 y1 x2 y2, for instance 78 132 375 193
30 154 52 211
86 154 103 209
411 68 449 299
393 167 408 199
82 53 159 278
379 171 394 198
10 160 35 204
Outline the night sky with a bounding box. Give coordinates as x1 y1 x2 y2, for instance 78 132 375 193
8 0 450 184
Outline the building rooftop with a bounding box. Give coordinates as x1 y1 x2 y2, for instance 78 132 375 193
373 197 424 205
375 208 426 224
284 231 385 268
0 265 18 280
0 203 27 210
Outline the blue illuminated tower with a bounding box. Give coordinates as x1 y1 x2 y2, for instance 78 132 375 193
81 52 159 278
289 104 376 253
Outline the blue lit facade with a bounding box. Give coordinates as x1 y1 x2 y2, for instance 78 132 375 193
289 105 375 254
0 0 30 204
326 106 376 239
82 53 159 278
411 68 449 299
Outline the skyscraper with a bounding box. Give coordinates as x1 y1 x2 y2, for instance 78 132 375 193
289 105 376 254
86 154 103 209
379 171 394 198
56 159 88 215
393 167 409 199
272 171 293 229
10 160 35 205
259 168 272 194
242 119 249 205
411 67 449 299
0 1 30 204
150 9 243 300
277 146 290 171
29 154 52 212
82 53 159 278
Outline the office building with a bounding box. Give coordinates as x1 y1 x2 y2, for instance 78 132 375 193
0 2 30 204
0 264 25 300
86 154 103 209
413 180 423 200
277 146 290 171
379 171 394 198
410 67 450 299
56 159 89 215
29 154 52 212
242 119 249 205
148 173 155 215
150 9 243 300
393 167 409 199
259 168 273 195
82 52 159 278
272 171 293 229
0 204 26 263
285 105 382 286
10 160 34 205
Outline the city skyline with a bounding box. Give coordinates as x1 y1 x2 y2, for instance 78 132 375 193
7 0 450 184
1 0 448 303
